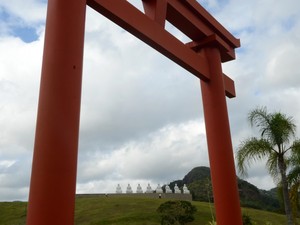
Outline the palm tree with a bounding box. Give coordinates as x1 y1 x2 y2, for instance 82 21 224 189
236 107 298 225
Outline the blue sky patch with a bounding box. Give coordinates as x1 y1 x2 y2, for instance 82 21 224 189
0 6 40 43
11 26 39 43
281 17 296 32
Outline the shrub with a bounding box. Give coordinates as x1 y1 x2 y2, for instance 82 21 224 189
157 200 197 225
242 213 253 225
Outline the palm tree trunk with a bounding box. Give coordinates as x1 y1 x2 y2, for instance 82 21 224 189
278 156 294 225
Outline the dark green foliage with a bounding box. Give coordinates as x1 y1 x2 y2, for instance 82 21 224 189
168 166 280 212
242 213 253 225
287 140 300 219
183 167 213 202
167 180 184 193
157 200 197 225
182 167 211 184
186 179 213 202
238 178 280 211
169 167 212 202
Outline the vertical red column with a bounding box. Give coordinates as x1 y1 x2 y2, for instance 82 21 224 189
26 0 86 224
201 47 242 225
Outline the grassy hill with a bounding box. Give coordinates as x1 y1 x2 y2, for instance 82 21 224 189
0 195 295 225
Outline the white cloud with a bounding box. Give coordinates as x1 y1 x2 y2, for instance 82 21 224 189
1 0 300 201
0 0 46 25
77 120 208 193
266 42 300 89
0 36 42 157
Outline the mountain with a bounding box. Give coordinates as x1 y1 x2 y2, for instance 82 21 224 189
165 166 281 212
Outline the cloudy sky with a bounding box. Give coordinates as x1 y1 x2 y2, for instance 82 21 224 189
1 0 300 201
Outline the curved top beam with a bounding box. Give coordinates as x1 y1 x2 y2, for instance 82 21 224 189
87 0 239 98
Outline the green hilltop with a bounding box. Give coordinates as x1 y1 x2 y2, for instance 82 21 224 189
0 196 293 225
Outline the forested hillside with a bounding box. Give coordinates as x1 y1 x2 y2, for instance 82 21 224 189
165 166 281 212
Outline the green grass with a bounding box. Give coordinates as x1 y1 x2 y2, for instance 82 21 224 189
0 201 27 225
0 195 298 225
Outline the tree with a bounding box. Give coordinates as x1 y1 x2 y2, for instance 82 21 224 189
287 141 300 222
242 213 253 225
236 107 298 225
157 200 197 225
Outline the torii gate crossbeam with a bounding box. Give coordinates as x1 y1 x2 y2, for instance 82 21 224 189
26 0 242 225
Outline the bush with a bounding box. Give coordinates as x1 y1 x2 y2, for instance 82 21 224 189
242 213 253 225
157 200 197 225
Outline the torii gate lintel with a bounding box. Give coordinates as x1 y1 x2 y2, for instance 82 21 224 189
26 0 242 225
87 0 239 98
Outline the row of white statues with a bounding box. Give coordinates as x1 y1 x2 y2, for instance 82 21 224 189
116 183 190 194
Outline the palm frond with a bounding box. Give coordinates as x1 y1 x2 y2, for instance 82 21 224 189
236 137 273 177
287 141 300 185
268 113 296 147
287 167 300 185
290 140 300 157
248 107 297 150
248 107 270 134
266 151 280 183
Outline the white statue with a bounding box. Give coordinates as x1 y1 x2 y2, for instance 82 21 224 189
126 184 133 193
165 185 172 193
174 183 181 194
136 184 143 193
146 183 153 193
156 184 163 193
116 184 122 194
183 184 190 194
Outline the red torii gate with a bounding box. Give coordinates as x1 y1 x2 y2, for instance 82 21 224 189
26 0 242 225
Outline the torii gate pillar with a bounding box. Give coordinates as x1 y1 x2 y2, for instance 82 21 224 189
26 0 243 225
201 46 242 224
26 0 86 224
